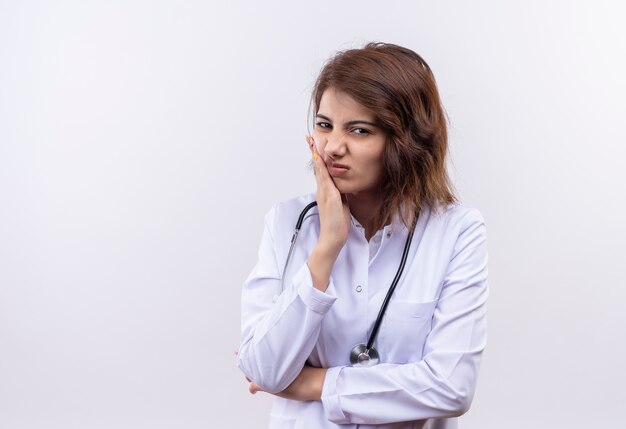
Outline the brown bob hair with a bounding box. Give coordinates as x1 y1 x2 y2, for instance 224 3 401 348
312 42 456 229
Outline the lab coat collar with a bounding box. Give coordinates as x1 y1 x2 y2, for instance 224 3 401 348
348 209 409 241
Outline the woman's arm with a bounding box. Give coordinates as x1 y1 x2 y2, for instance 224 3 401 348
236 204 337 393
237 141 350 393
248 365 328 401
307 137 351 292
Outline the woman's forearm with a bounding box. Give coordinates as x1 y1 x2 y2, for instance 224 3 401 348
307 243 341 292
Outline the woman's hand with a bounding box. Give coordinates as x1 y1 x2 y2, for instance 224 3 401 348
308 136 351 252
248 365 328 402
306 136 351 292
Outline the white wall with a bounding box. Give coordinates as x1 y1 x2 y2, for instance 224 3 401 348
1 1 624 428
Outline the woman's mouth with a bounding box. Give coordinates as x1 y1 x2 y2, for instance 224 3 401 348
327 162 350 177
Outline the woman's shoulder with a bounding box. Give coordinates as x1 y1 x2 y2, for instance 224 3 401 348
424 202 486 234
263 193 318 230
416 203 486 258
272 193 317 214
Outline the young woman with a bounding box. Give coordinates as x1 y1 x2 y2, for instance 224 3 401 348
237 42 488 428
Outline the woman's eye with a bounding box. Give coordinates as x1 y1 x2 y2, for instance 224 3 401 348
352 128 370 135
315 122 332 129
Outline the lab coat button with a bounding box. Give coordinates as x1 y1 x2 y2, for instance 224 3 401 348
272 294 279 303
356 285 363 293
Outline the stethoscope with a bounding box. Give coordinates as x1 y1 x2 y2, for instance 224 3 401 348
281 201 416 368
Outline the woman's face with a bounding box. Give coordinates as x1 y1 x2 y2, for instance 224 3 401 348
312 88 386 197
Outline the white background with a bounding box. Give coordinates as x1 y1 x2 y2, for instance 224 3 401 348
1 1 625 428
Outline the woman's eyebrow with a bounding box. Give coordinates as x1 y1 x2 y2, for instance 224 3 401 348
316 114 377 127
344 119 377 127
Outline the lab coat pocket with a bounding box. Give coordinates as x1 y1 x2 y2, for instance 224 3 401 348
379 300 437 363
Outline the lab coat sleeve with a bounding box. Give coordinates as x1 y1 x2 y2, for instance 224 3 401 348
237 204 337 393
321 209 488 424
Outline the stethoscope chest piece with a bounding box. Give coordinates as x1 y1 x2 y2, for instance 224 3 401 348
349 343 380 367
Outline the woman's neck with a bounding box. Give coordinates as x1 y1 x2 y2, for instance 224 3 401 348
346 191 383 241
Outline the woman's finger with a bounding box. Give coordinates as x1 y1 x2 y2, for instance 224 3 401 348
249 382 264 395
306 136 338 195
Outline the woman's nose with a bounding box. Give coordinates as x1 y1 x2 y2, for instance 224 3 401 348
324 131 347 157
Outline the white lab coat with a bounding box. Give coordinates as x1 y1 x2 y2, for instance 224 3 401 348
237 194 488 428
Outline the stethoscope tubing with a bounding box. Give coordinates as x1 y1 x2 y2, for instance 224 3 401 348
280 201 318 292
366 225 414 351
